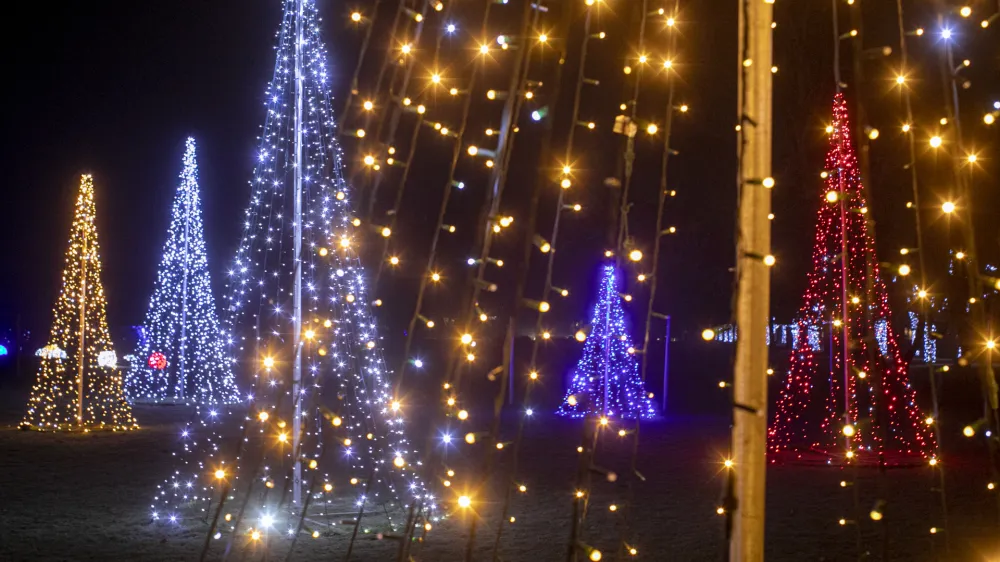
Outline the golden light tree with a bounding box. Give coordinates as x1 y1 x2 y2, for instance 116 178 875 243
22 175 137 431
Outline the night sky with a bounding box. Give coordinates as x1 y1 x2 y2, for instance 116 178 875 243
1 0 996 347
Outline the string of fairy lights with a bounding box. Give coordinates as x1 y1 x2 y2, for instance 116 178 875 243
151 3 430 559
22 175 138 432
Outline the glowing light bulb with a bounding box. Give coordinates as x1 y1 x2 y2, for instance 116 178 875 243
215 469 226 479
458 495 471 508
942 201 955 213
826 191 839 203
763 254 776 267
701 328 715 341
629 249 643 262
842 424 856 437
898 264 911 276
646 123 658 135
960 6 971 17
929 136 942 148
351 11 362 22
263 356 275 369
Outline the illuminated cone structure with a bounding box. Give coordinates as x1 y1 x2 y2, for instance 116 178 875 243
151 0 426 547
22 175 137 431
126 138 239 404
557 264 655 420
768 94 934 464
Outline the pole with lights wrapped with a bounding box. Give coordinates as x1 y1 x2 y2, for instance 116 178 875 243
767 94 936 464
151 0 426 552
556 264 655 420
126 138 239 405
22 175 137 431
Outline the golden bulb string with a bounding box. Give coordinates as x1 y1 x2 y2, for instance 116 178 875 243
836 1 891 557
613 0 653 260
893 0 951 548
452 3 552 558
392 1 507 557
483 2 585 557
931 10 1000 525
340 0 388 124
356 0 438 220
371 0 462 293
347 0 433 197
616 1 681 556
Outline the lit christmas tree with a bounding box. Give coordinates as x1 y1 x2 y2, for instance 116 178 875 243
151 0 426 548
126 137 239 404
22 175 137 431
768 94 935 464
557 264 655 420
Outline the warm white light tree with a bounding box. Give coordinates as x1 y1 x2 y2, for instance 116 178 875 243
126 137 239 405
23 174 137 431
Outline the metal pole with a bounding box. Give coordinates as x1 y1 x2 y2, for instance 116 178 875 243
603 283 612 417
839 196 850 429
729 0 772 557
291 0 304 506
78 215 88 426
662 316 670 412
178 169 190 401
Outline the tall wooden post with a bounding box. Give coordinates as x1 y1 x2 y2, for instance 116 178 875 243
730 0 772 559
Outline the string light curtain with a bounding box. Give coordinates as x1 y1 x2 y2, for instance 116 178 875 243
126 138 239 405
768 94 935 464
151 0 426 549
22 175 138 431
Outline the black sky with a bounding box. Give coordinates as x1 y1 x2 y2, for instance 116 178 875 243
1 0 996 345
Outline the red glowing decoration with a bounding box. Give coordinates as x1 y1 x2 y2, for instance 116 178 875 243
148 351 167 370
767 94 935 465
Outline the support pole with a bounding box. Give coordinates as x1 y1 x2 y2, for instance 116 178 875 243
78 223 88 426
178 173 190 401
729 0 772 558
291 0 304 506
662 316 670 413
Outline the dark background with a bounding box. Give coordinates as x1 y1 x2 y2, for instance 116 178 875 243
0 0 996 357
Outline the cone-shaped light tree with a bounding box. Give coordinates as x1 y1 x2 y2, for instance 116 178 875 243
126 138 239 404
557 264 656 420
151 0 426 545
768 94 935 463
22 175 137 431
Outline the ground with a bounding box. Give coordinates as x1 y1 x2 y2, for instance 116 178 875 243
1 388 998 562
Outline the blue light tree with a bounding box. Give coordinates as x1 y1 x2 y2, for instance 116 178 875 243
557 264 656 420
126 138 239 405
151 0 426 548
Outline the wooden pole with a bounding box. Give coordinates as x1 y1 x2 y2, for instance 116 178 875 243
78 220 88 427
729 0 772 558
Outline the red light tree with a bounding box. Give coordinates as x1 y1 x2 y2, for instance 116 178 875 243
767 94 935 465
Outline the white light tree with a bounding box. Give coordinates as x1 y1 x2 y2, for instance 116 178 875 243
151 0 427 555
126 137 240 404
